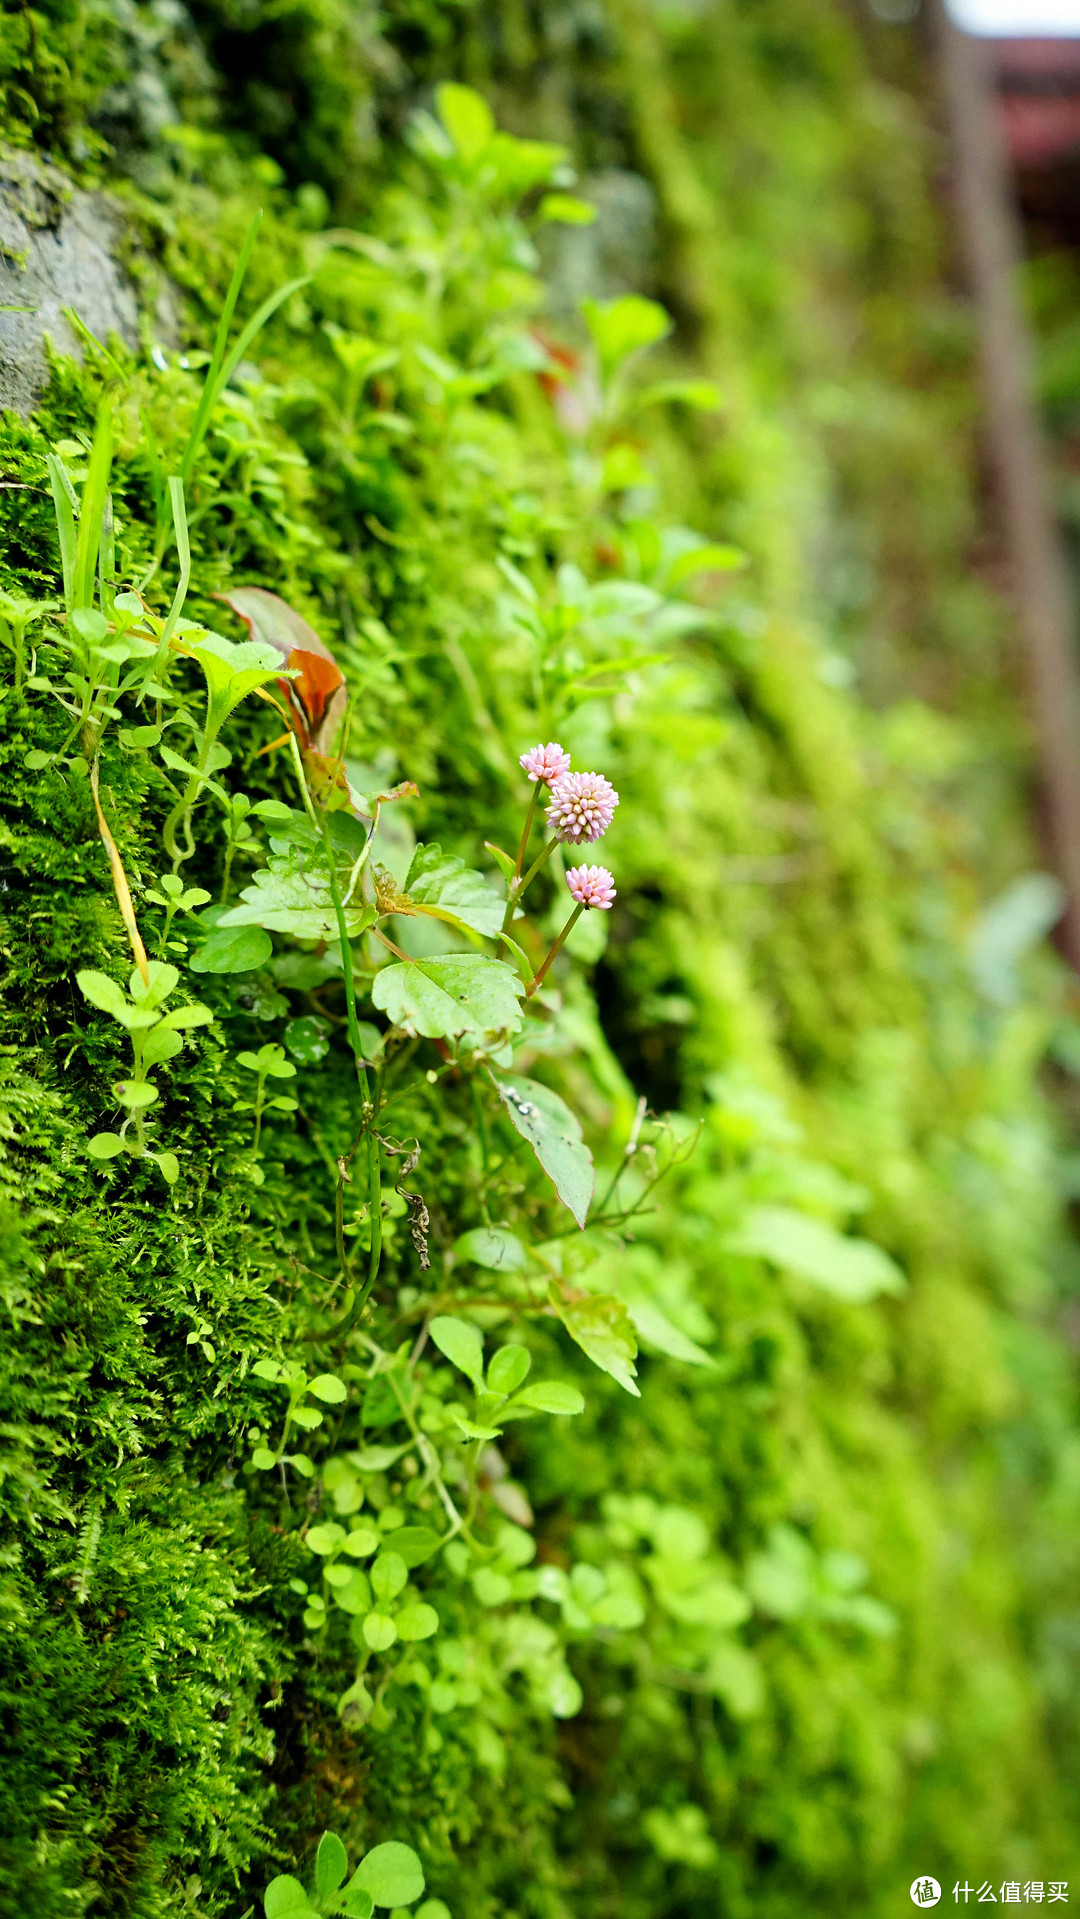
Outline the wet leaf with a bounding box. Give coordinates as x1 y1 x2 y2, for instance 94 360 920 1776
493 1078 593 1227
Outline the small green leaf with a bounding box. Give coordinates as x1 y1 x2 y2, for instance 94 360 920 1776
331 1570 372 1615
371 1552 408 1602
113 1079 159 1110
86 1132 125 1160
190 924 273 974
538 193 596 224
395 1603 439 1642
362 1611 398 1651
290 1405 323 1430
251 1447 277 1470
24 749 52 771
553 1293 639 1396
505 1380 584 1417
493 1078 594 1227
486 1345 531 1396
429 1315 484 1388
158 1003 214 1030
150 1151 180 1185
315 1831 349 1901
351 1841 425 1909
484 841 517 881
387 1526 442 1569
436 82 494 163
284 1015 330 1063
76 969 127 1020
581 293 671 382
454 1226 528 1272
308 1525 348 1558
264 1873 315 1919
308 1373 348 1404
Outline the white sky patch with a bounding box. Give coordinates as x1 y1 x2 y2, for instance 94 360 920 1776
946 0 1080 34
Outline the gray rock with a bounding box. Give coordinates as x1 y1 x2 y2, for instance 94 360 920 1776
0 148 140 415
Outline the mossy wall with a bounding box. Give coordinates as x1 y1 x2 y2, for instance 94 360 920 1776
3 4 1080 1917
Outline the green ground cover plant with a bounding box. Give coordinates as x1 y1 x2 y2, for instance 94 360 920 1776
5 5 1080 1918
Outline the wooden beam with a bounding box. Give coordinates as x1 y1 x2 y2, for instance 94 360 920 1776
935 0 1080 969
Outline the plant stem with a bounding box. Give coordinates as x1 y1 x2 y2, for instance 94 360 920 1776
527 902 584 997
502 833 560 932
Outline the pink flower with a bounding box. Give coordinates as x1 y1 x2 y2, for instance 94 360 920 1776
520 741 572 786
566 863 616 910
546 771 619 844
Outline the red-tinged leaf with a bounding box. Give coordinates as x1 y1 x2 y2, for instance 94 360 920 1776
217 587 346 750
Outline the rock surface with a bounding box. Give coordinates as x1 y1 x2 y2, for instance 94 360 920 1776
0 148 140 414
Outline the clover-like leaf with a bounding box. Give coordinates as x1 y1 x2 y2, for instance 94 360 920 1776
264 1875 315 1919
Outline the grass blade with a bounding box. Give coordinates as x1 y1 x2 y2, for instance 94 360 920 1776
142 477 191 701
178 209 262 485
46 455 78 609
72 398 113 610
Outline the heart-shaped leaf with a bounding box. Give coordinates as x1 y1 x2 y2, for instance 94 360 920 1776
372 955 524 1040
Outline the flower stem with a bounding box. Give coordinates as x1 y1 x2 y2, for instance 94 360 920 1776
527 902 584 997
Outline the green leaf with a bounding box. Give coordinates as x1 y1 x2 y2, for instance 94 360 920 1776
190 924 273 974
351 1444 410 1473
505 1380 585 1417
454 1226 528 1272
189 631 283 732
429 1315 485 1387
399 844 504 938
316 1833 349 1901
371 1552 408 1602
388 1526 443 1568
290 1405 323 1430
486 1345 531 1395
114 1079 158 1111
362 1611 398 1651
623 1300 720 1369
634 380 725 415
538 193 597 224
395 1602 439 1642
251 1447 277 1470
666 541 746 586
264 1874 315 1919
553 1293 639 1396
86 1132 125 1160
351 1843 425 1909
342 1891 375 1919
76 969 127 1021
436 82 495 163
729 1206 906 1305
332 1571 372 1615
158 1003 214 1030
140 1027 183 1070
220 852 376 944
484 840 517 881
372 955 524 1040
493 1078 594 1228
284 1015 330 1063
150 1150 180 1185
496 930 533 985
581 294 671 382
308 1373 348 1404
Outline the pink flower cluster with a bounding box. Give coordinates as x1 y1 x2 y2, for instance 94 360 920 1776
519 741 572 786
566 864 616 910
545 770 619 845
519 741 620 917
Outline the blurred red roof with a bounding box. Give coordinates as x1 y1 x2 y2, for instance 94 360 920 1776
993 38 1080 166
